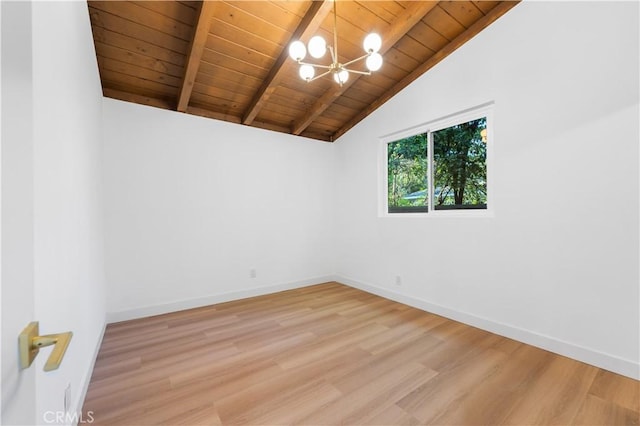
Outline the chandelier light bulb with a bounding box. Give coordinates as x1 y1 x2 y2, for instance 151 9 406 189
299 64 315 81
363 33 382 53
289 40 306 61
334 69 349 85
366 52 383 72
308 36 327 59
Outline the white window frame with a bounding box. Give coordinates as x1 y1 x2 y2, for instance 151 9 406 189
378 102 494 218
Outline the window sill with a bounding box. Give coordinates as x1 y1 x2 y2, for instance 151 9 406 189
380 209 495 219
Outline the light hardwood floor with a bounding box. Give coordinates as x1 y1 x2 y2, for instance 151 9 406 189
83 282 639 425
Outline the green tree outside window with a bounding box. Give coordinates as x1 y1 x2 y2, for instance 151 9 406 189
387 117 487 213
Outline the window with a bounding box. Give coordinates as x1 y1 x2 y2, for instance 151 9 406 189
382 105 492 215
387 134 429 213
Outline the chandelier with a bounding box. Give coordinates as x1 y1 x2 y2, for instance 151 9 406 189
288 1 383 86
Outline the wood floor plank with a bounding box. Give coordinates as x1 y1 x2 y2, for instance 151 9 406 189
588 369 640 412
274 322 388 370
360 403 422 425
397 347 509 423
85 343 240 408
163 404 222 426
168 332 314 388
84 378 172 422
103 320 169 339
338 334 442 396
213 346 373 424
98 327 211 359
501 356 600 425
218 379 342 425
358 312 447 355
82 282 640 425
299 362 435 425
171 358 286 404
417 323 506 373
244 381 338 425
89 356 142 382
571 394 640 425
427 344 555 425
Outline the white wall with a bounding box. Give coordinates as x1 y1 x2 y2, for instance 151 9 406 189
31 1 106 423
333 1 639 379
0 1 3 419
103 100 335 320
1 2 36 424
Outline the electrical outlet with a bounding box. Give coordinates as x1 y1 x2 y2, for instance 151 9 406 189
64 383 71 415
395 275 402 286
250 268 257 279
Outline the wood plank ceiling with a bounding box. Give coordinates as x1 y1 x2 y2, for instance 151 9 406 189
88 1 519 142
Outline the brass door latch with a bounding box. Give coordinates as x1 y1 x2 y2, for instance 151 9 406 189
19 322 73 371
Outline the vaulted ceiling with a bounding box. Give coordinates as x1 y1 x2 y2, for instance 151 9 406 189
88 1 518 142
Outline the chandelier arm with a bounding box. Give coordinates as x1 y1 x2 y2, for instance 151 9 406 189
306 69 333 82
297 61 333 70
342 68 372 76
341 53 371 68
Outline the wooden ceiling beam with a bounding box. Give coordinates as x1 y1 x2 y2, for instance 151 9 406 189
331 1 520 141
103 88 175 111
291 1 439 136
187 106 297 137
186 106 242 124
242 0 333 126
177 1 216 112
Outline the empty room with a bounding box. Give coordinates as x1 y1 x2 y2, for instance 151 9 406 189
1 0 638 425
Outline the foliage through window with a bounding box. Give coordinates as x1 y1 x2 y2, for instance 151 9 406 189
387 134 429 213
386 114 488 214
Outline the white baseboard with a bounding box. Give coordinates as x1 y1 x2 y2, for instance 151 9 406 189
106 275 337 324
72 319 107 425
336 275 640 380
